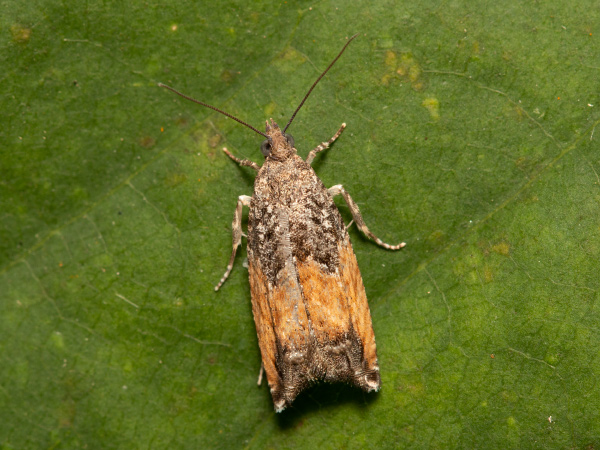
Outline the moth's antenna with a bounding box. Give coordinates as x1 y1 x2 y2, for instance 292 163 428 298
283 33 359 133
158 83 269 139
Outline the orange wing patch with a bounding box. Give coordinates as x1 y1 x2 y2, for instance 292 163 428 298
337 240 378 373
249 236 381 411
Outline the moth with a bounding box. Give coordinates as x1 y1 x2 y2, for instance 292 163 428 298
159 34 405 412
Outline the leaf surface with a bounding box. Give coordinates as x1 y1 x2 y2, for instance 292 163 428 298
2 1 599 448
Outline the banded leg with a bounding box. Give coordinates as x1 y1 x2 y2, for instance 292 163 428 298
214 195 252 291
328 185 406 250
223 147 261 171
306 123 346 165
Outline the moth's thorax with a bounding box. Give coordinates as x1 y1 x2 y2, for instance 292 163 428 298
248 152 347 286
265 119 296 161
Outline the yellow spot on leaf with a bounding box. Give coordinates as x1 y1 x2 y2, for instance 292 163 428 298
491 241 510 256
515 156 528 169
11 24 31 43
274 47 306 73
51 331 65 349
380 50 425 90
220 69 238 83
483 265 493 282
165 172 187 188
175 117 189 128
139 136 156 148
384 50 397 68
123 360 133 372
264 101 277 117
380 73 393 86
422 97 440 121
397 53 425 90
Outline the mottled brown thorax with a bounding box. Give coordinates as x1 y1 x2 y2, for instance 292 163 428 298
247 154 347 285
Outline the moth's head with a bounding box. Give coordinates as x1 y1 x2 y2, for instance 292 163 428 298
261 119 296 161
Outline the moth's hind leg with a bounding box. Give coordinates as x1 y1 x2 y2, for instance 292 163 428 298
214 195 252 291
306 123 346 165
328 185 406 250
223 147 261 171
257 362 264 386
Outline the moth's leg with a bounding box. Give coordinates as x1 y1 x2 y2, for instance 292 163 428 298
257 362 264 386
328 185 406 250
214 195 253 291
306 123 346 165
223 147 261 171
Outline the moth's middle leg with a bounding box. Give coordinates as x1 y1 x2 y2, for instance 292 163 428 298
328 185 406 250
214 195 252 291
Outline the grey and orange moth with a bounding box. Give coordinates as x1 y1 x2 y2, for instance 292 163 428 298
159 34 405 412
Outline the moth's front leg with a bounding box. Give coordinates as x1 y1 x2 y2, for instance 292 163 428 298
214 195 252 291
223 148 261 171
306 123 346 165
328 185 406 250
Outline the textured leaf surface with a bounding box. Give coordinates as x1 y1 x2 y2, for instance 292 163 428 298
2 0 600 448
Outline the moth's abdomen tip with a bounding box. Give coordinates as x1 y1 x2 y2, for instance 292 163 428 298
365 384 381 393
365 379 381 392
274 399 287 413
363 367 381 392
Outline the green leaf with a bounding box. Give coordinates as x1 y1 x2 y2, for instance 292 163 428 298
2 0 600 448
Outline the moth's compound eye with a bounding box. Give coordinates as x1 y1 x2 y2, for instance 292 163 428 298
284 133 295 148
260 139 271 157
